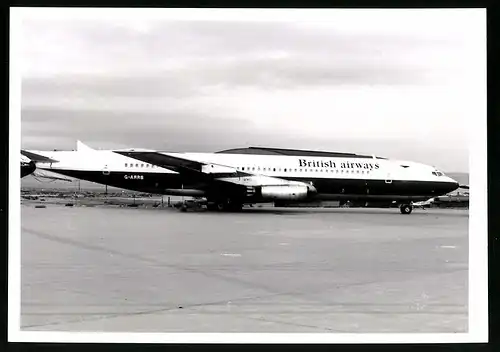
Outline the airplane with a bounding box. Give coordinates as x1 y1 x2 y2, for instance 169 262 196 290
20 141 460 214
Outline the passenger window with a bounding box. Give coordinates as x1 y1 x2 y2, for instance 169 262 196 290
125 163 128 167
284 168 287 172
135 164 138 167
242 167 245 171
273 168 276 171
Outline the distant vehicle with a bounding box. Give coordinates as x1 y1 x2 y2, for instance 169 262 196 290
21 140 460 214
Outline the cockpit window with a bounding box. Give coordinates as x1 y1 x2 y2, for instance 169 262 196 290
432 171 445 176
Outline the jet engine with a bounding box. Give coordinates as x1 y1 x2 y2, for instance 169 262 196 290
260 185 310 201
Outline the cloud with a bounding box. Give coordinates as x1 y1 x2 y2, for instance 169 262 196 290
21 18 457 85
17 10 484 172
21 107 256 150
21 105 469 172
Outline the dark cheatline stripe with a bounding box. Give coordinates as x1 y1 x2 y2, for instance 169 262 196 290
40 169 184 194
281 176 458 198
37 169 458 200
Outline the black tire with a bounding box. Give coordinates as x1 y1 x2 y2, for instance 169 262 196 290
227 202 243 212
400 204 413 214
206 203 217 211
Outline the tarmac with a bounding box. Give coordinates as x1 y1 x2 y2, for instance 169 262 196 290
19 202 469 333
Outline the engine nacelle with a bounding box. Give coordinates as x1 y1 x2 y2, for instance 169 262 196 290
260 185 309 201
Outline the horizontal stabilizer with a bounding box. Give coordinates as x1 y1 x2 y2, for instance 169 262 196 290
32 170 73 182
21 150 59 163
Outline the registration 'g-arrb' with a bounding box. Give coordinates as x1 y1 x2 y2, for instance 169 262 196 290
21 141 459 214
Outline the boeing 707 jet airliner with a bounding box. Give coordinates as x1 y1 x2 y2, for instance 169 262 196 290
21 141 460 214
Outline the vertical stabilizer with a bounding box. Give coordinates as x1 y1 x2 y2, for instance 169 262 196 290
76 140 94 152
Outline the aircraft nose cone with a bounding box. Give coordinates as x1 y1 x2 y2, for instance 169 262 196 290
446 181 460 194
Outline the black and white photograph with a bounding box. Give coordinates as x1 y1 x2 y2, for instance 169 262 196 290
10 8 487 343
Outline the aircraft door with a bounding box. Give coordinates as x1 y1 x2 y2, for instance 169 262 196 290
385 171 392 184
102 164 110 176
384 165 395 196
384 163 393 184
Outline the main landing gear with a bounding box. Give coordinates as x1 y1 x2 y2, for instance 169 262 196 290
399 204 413 215
206 199 243 212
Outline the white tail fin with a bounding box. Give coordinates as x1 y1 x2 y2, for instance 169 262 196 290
76 140 94 152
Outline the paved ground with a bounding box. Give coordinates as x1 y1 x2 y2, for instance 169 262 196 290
19 203 468 333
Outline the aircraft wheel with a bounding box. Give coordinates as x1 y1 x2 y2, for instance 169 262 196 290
205 199 242 212
206 201 228 211
226 202 243 212
209 200 242 212
400 204 413 214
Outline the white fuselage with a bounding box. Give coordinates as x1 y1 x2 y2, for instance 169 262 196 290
23 145 459 206
30 149 456 185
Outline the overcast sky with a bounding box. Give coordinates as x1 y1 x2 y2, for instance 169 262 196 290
16 9 485 172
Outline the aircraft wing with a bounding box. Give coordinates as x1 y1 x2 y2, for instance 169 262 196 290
21 150 59 163
113 151 313 189
115 151 207 173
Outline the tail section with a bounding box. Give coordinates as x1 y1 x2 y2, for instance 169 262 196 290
20 150 59 178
